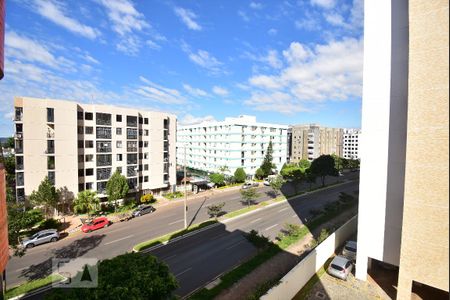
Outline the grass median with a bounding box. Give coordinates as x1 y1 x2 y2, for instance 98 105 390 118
133 220 219 252
5 274 64 299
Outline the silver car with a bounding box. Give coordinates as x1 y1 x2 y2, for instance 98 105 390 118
342 240 357 261
327 256 353 280
22 229 59 248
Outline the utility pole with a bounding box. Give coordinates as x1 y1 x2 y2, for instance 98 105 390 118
184 143 187 229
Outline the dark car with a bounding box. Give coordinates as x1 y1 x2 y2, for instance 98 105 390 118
132 205 156 217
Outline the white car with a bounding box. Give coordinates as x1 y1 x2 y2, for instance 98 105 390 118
242 182 259 189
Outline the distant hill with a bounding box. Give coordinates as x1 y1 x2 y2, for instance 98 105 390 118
0 137 13 145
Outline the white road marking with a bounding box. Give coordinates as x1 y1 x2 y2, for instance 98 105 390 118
161 254 177 261
278 207 289 212
168 219 184 225
175 267 192 278
264 224 279 231
104 235 134 245
226 240 246 250
250 218 262 224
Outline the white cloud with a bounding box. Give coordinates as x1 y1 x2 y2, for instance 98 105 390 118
264 50 283 69
310 0 336 9
135 76 186 105
325 13 346 27
294 11 321 31
83 54 100 65
179 114 216 126
244 37 363 113
187 49 225 75
324 0 364 30
212 86 229 96
238 10 250 22
34 0 100 39
174 7 202 31
249 2 263 9
97 0 149 55
183 84 209 97
146 39 161 50
268 28 277 36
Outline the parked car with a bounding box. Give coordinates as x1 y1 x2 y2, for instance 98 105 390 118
327 256 353 280
342 240 357 261
242 182 259 189
21 229 59 248
132 205 156 217
263 179 271 186
81 217 111 233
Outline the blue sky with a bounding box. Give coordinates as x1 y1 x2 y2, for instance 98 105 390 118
0 0 363 136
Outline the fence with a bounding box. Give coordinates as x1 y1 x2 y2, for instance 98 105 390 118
261 215 358 300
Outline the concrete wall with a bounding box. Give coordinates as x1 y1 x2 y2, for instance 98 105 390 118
396 1 449 298
356 0 409 280
261 216 357 300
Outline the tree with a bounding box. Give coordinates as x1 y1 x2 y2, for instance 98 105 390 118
240 187 260 207
348 159 360 171
331 154 343 172
291 168 305 193
255 167 265 180
29 176 59 218
3 137 14 149
260 141 275 177
298 159 311 170
106 170 129 210
209 173 225 187
234 167 247 183
47 253 178 300
57 186 74 215
140 193 154 204
305 168 317 191
218 165 230 174
269 175 284 196
73 190 99 216
206 202 225 219
309 155 338 187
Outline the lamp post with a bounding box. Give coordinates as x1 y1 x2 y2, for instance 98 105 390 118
184 143 187 229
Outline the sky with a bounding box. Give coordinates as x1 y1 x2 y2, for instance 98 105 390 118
0 0 364 136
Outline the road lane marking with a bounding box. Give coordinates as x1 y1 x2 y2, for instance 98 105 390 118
264 224 279 231
175 267 192 278
168 219 184 225
161 254 177 261
278 207 289 212
250 218 262 224
226 239 246 250
104 235 134 245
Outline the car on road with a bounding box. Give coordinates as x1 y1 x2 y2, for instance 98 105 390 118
242 181 259 189
21 229 59 248
327 256 353 281
132 205 156 217
342 240 357 261
81 217 111 233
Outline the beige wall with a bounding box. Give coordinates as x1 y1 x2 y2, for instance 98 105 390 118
397 1 449 298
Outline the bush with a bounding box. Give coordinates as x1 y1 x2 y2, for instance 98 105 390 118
164 191 184 199
255 168 265 180
245 230 270 249
209 173 226 187
140 194 155 204
234 168 246 183
24 209 44 228
39 218 60 230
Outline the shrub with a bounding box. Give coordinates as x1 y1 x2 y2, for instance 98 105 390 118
246 230 270 249
255 168 265 180
39 218 60 230
284 223 302 237
234 167 246 183
140 194 155 204
164 191 184 199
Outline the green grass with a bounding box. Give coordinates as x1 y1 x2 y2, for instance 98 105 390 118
133 220 218 251
217 183 242 190
5 274 64 299
223 201 269 219
163 191 185 200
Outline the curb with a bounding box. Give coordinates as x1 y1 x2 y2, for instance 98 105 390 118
8 276 68 300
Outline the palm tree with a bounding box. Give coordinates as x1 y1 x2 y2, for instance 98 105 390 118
73 190 99 216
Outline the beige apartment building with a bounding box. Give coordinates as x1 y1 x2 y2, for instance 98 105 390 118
356 0 448 299
290 124 343 162
13 97 177 202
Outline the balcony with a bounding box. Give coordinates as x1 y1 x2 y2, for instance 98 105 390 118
97 168 111 181
16 173 24 186
96 113 112 126
127 166 137 177
15 107 23 121
14 133 23 139
127 116 138 128
96 142 112 153
96 127 112 139
127 128 138 140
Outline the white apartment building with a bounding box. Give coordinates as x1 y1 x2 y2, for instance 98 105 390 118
177 115 289 176
342 128 361 159
13 97 176 201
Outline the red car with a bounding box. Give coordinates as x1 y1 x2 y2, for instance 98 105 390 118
81 217 111 233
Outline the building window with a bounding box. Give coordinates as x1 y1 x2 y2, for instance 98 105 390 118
127 116 138 127
97 182 107 194
116 128 122 135
86 168 94 176
78 140 84 149
117 154 123 161
96 113 112 126
85 140 94 148
144 141 149 147
144 130 149 136
78 169 84 177
47 108 54 123
127 166 137 177
97 154 112 167
85 112 93 120
144 164 148 171
47 140 55 154
16 156 24 170
127 178 137 189
127 128 138 139
48 171 55 185
16 172 24 186
96 127 112 139
96 141 112 153
85 182 93 190
127 141 137 152
116 141 122 148
144 176 148 182
139 117 143 124
116 114 122 122
77 126 84 134
144 118 148 124
48 156 55 170
85 154 94 162
127 154 137 165
85 127 94 134
77 111 83 120
97 168 111 180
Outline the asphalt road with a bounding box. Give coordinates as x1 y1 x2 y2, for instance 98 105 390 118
5 172 359 291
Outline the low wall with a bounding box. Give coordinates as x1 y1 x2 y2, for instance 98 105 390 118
261 215 358 300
